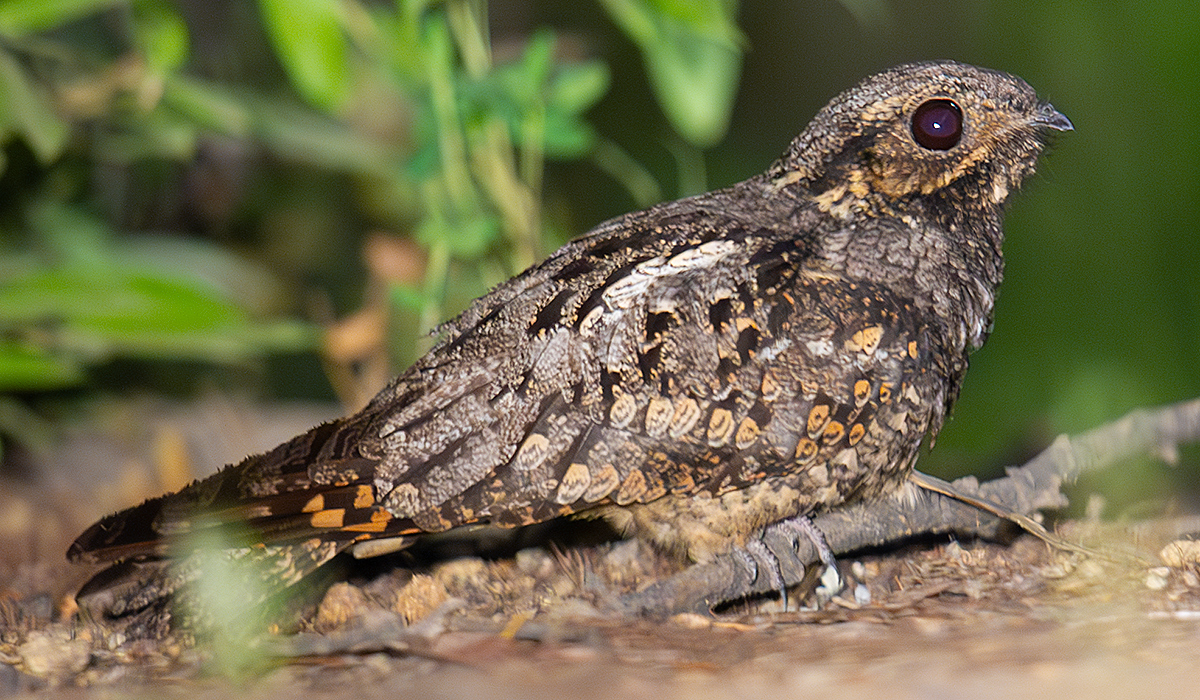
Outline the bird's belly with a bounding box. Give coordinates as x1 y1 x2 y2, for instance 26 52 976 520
594 405 928 563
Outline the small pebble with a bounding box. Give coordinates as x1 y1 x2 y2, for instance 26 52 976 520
1145 567 1171 591
1159 540 1200 568
18 628 91 681
1077 559 1105 580
670 612 712 629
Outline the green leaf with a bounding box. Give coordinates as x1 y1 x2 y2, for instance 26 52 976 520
93 108 198 162
639 0 743 43
250 95 393 175
518 29 556 92
0 0 120 34
643 31 741 147
162 75 253 137
0 268 121 325
131 0 191 73
388 282 425 314
114 233 293 316
415 213 499 259
451 215 501 258
0 201 319 376
600 0 656 42
455 33 607 160
542 108 597 158
257 0 351 111
0 268 316 364
0 49 70 165
601 0 743 147
24 198 114 268
548 61 610 116
57 317 317 364
541 61 609 158
0 343 84 392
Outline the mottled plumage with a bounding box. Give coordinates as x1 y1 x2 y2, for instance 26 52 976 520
69 61 1070 626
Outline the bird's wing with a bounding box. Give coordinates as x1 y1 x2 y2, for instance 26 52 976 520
69 200 946 573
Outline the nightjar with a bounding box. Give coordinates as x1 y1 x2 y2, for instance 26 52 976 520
69 60 1070 627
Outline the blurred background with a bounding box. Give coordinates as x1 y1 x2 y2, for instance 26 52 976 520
0 0 1197 544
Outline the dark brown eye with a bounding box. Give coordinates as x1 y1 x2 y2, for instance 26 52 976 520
912 99 963 150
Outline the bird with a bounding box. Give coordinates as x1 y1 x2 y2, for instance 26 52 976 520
68 60 1071 628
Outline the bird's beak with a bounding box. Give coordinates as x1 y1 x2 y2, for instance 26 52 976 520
1034 102 1073 131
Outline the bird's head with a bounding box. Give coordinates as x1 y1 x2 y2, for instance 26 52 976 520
771 60 1072 220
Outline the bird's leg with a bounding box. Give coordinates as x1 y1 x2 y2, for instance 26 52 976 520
769 514 840 578
755 514 843 604
736 539 789 606
733 514 842 609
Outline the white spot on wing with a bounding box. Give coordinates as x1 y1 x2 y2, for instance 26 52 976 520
756 338 792 362
601 241 738 310
805 338 834 356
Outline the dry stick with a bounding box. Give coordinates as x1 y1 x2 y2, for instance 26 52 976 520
906 470 1096 556
617 397 1200 616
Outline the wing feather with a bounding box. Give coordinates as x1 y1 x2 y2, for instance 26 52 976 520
70 199 942 578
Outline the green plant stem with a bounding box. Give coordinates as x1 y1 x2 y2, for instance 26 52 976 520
472 120 538 272
446 0 490 78
337 0 387 64
666 136 707 197
591 138 663 208
425 16 473 212
419 236 450 347
517 104 545 264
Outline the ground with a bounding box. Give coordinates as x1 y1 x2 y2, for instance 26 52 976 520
2 396 1198 698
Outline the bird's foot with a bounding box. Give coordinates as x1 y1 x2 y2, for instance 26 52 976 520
734 539 789 607
731 514 843 610
767 514 843 593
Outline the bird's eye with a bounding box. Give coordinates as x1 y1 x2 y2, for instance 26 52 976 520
911 99 963 150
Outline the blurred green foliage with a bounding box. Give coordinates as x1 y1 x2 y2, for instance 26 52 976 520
0 0 1195 507
0 0 747 453
601 0 743 147
0 200 316 386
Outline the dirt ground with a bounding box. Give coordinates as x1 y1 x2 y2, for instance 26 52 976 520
3 397 1199 698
